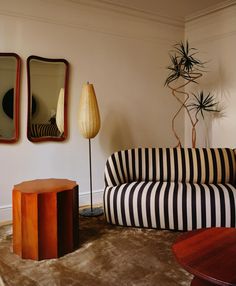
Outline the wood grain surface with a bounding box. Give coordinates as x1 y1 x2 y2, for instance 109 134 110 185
172 228 236 286
13 178 79 260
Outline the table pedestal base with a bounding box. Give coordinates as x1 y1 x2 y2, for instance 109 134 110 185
191 277 215 286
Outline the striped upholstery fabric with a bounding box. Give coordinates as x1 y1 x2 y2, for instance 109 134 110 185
31 123 60 137
104 148 236 230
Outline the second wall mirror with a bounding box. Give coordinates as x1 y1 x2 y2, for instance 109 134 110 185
27 55 69 142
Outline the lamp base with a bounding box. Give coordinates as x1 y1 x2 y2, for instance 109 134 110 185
79 207 103 217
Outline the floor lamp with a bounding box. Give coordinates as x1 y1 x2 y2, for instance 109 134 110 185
78 82 103 217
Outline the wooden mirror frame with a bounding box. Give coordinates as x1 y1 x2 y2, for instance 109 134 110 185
27 55 69 142
0 53 21 143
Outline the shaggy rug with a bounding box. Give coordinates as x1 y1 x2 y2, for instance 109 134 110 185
0 216 192 286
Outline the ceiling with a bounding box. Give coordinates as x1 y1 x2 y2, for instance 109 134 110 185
102 0 229 19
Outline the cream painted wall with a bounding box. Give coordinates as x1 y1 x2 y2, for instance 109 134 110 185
0 0 184 221
184 4 236 148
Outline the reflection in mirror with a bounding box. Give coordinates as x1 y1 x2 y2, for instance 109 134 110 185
27 56 69 142
0 53 21 143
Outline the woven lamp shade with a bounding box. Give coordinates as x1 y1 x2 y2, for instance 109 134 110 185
78 83 101 139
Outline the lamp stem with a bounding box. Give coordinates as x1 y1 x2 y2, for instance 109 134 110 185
89 138 93 212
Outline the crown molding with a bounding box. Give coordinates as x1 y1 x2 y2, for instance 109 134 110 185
185 0 236 22
0 0 184 44
66 0 184 28
0 8 181 44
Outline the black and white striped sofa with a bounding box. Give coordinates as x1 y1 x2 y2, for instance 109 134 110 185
104 148 236 231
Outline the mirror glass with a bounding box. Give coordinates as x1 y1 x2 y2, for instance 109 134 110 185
27 56 69 142
0 53 21 143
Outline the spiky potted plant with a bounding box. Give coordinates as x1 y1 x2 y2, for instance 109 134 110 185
165 41 205 147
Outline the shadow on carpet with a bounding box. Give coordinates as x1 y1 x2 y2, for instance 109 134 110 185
0 215 192 286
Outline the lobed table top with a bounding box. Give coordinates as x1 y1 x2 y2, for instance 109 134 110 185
13 178 77 194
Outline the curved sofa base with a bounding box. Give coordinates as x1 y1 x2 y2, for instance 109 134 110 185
104 181 236 231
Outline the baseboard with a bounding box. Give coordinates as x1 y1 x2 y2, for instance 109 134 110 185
0 189 104 223
79 189 104 207
0 204 12 223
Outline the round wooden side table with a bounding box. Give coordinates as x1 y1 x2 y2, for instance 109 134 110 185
12 178 79 260
172 228 236 286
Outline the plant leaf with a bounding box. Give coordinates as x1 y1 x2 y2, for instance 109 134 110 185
188 91 219 119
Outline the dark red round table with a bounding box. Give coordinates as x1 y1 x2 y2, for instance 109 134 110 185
172 228 236 286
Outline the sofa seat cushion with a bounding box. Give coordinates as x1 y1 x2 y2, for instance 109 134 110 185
104 181 236 231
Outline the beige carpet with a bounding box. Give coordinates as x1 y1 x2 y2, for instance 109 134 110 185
0 215 192 286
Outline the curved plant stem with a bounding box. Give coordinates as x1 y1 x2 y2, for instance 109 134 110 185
167 72 202 147
191 111 200 148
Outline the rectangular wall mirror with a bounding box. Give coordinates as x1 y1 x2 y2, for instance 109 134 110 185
27 55 69 142
0 53 21 143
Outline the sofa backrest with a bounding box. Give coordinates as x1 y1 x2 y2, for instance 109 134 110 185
104 148 236 186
